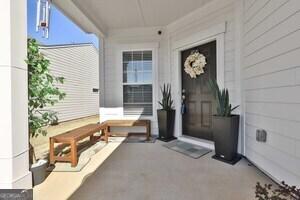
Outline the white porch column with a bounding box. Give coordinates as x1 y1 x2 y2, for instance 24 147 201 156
98 36 105 108
0 0 32 189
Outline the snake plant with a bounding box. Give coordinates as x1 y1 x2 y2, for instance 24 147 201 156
208 79 239 117
158 84 174 111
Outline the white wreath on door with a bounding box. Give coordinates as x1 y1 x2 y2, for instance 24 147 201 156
184 52 207 78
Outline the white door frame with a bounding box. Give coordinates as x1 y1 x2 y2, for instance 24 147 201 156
171 23 226 149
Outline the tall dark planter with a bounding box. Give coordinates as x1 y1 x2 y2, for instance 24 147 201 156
212 115 241 164
157 109 176 142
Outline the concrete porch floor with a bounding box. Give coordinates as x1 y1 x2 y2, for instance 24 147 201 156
68 141 273 200
33 137 125 200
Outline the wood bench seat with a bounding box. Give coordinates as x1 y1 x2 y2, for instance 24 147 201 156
49 123 107 167
49 120 151 167
104 120 151 141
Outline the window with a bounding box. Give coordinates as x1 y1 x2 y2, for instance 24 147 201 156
123 50 153 115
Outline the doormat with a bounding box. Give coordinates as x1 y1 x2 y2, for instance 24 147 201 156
163 140 211 159
123 133 157 143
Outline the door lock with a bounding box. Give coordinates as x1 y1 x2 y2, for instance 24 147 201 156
181 89 186 114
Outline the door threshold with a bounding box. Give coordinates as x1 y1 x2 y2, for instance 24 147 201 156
178 135 215 150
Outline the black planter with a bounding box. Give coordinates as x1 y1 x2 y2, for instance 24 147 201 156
157 109 176 142
212 115 241 164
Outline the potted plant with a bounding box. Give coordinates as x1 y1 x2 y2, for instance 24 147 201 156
157 84 176 142
27 39 66 185
208 79 240 164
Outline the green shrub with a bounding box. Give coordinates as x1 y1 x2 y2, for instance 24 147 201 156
26 38 66 138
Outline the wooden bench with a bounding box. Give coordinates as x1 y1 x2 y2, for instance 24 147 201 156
49 123 107 167
104 120 151 141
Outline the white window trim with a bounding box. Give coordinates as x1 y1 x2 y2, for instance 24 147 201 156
118 43 159 120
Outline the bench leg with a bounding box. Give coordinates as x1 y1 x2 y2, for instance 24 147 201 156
71 141 78 167
104 128 108 143
107 126 111 136
90 135 95 144
49 138 55 165
104 126 111 142
146 123 151 141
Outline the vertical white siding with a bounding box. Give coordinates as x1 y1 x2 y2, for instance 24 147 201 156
40 44 99 122
242 0 300 186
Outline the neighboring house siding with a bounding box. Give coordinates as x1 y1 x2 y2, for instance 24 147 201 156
242 0 300 186
40 44 99 122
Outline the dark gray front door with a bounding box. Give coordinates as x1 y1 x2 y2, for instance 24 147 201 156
181 41 217 141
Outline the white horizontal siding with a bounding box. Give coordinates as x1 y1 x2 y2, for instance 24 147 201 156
101 0 238 135
40 44 99 122
103 0 237 107
168 0 238 105
242 0 300 186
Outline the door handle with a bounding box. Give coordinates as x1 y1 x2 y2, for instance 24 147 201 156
181 89 186 114
182 89 186 101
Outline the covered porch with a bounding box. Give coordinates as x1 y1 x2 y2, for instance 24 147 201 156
1 0 300 199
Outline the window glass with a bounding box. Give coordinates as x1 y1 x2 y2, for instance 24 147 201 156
122 51 153 115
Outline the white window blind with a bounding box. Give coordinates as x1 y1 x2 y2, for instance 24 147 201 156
123 51 153 115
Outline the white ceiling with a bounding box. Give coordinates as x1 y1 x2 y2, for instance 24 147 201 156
71 0 211 30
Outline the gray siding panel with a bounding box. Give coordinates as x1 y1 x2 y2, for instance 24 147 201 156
40 45 99 122
242 0 300 186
